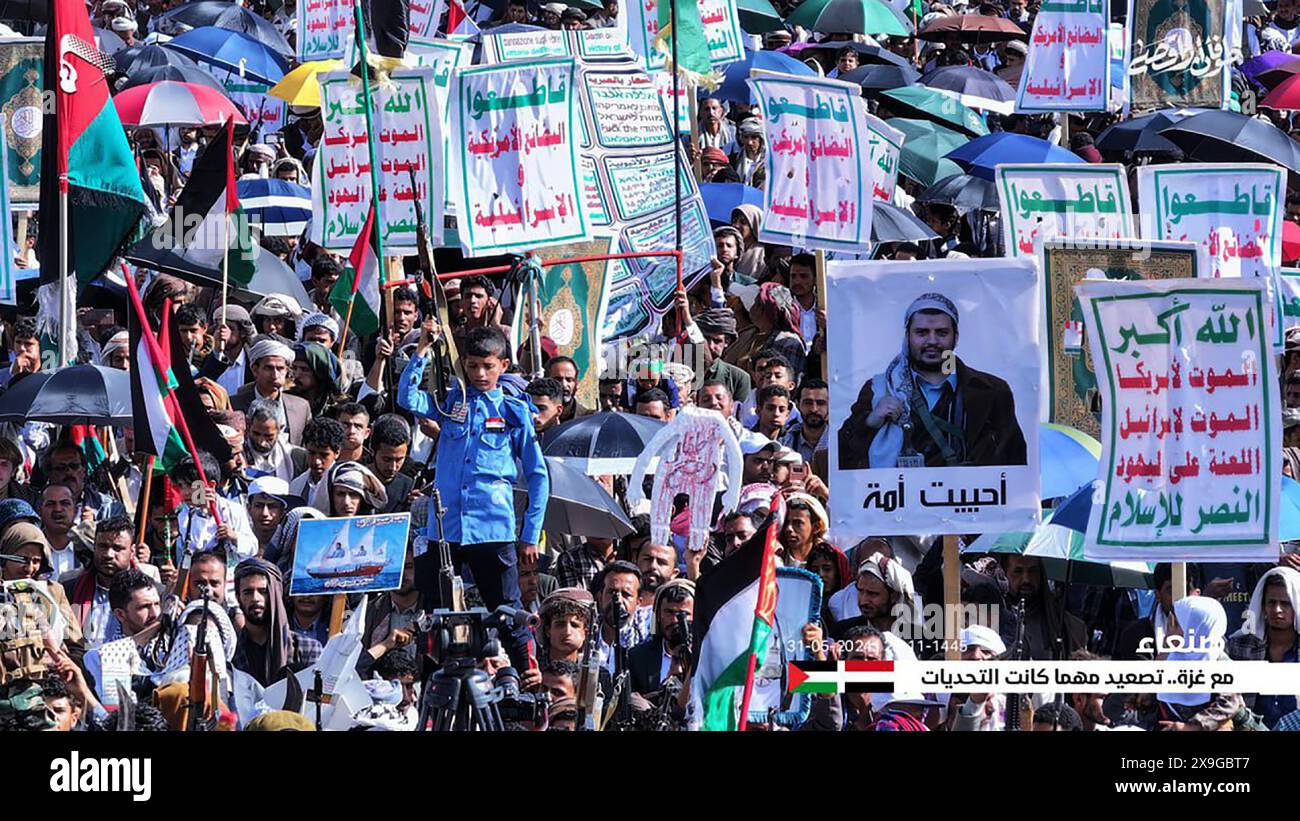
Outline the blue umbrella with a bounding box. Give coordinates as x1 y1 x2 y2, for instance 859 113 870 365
236 178 312 237
1039 423 1100 500
945 132 1082 181
164 27 289 85
1052 477 1300 540
712 47 816 103
700 182 763 226
160 1 293 57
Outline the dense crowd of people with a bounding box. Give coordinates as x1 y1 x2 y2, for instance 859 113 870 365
2 0 1300 733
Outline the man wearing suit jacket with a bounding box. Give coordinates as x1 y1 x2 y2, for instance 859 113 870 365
230 338 312 447
628 579 695 697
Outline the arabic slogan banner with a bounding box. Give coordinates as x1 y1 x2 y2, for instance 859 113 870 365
1278 268 1300 337
827 258 1043 539
1076 278 1279 561
864 113 903 204
626 0 745 70
449 59 588 256
1016 0 1109 113
510 236 614 410
407 36 472 213
1040 239 1201 437
996 163 1133 258
297 0 352 61
409 0 446 38
0 38 40 206
1137 163 1284 347
1127 0 1230 110
748 72 872 253
210 67 286 136
312 68 443 255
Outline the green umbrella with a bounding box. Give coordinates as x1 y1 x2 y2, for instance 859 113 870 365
812 0 913 36
787 0 835 29
964 517 1155 588
890 117 967 186
737 0 786 33
880 85 989 137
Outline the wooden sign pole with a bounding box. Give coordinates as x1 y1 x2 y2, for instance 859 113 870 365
943 534 961 660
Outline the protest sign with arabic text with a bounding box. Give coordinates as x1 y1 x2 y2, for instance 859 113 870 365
1076 278 1279 561
449 59 588 255
827 258 1042 539
1017 0 1109 112
1127 0 1230 110
290 513 412 596
1278 268 1300 337
1040 239 1201 436
864 112 903 204
407 36 472 215
297 0 352 61
749 72 873 253
997 163 1133 258
312 68 443 254
625 0 744 70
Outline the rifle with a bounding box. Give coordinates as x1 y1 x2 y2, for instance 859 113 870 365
574 601 603 731
608 593 632 729
431 488 463 613
408 167 462 411
1004 596 1029 731
185 587 216 731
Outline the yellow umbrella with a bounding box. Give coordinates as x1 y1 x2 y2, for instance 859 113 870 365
268 60 343 109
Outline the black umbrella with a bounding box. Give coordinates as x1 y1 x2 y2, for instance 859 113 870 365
121 64 229 94
871 201 940 242
124 239 313 304
917 172 999 213
0 366 133 426
114 43 200 74
540 411 666 475
921 65 1015 112
840 62 920 94
1094 108 1203 155
1159 109 1300 175
160 1 293 56
513 456 635 539
807 41 913 69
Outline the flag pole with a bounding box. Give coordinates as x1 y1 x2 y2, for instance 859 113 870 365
221 117 235 333
58 179 68 368
337 295 357 359
352 0 386 269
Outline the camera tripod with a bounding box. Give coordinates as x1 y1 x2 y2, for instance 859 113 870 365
416 655 505 732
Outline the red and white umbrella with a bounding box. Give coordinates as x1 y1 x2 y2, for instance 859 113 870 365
114 81 246 127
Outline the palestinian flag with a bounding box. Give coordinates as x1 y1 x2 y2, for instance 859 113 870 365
68 425 107 472
656 0 713 77
330 202 383 337
38 0 147 286
163 299 234 466
159 118 256 286
690 494 784 731
125 273 188 474
788 659 897 695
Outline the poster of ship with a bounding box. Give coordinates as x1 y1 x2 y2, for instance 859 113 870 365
289 513 411 596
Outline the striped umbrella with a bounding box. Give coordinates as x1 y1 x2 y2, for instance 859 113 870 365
114 81 246 127
235 178 311 237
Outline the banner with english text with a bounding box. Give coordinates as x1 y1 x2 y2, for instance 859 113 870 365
827 258 1043 540
1076 277 1279 561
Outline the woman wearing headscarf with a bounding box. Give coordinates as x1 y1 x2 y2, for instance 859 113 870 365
1156 596 1243 731
289 341 347 416
731 205 767 280
723 281 806 377
231 557 321 688
309 461 388 517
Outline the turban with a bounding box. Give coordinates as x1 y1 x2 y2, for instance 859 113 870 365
738 118 763 138
784 492 828 532
960 624 1006 656
701 147 729 165
110 16 137 32
695 308 738 339
97 330 129 365
857 551 915 605
248 338 296 366
311 461 387 514
539 587 594 620
194 377 231 411
301 312 339 341
233 558 292 685
905 292 958 330
651 578 696 636
252 293 305 321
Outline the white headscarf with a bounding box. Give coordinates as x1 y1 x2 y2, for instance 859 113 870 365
97 330 129 366
1234 567 1300 641
1158 596 1227 708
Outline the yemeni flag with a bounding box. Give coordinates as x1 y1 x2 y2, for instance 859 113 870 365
656 0 713 77
690 493 785 731
788 659 897 695
161 117 256 286
68 425 107 472
330 201 383 337
38 0 147 286
126 274 189 474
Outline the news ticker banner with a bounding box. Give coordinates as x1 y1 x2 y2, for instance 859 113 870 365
788 659 1300 695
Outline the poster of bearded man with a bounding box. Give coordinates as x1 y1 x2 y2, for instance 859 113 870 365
828 258 1043 538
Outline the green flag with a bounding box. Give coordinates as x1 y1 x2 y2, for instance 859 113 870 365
657 0 713 77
